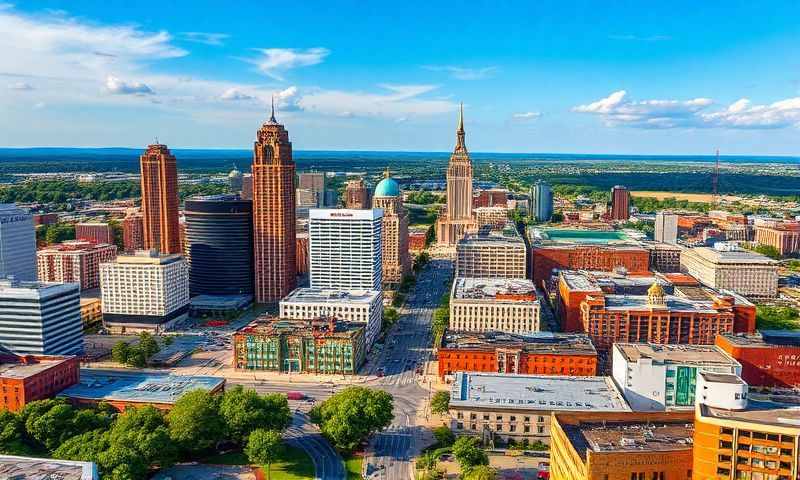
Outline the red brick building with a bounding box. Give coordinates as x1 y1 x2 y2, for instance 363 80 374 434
472 188 509 208
251 103 296 303
75 222 113 245
609 185 630 221
716 332 800 388
437 331 597 380
0 354 80 412
37 240 117 290
33 213 58 225
122 212 144 252
408 227 428 252
139 144 181 254
532 244 650 284
344 178 369 209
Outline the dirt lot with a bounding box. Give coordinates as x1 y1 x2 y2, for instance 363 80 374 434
630 191 742 202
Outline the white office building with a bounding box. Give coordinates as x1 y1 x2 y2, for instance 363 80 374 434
450 277 540 333
0 279 82 355
280 287 383 348
309 209 383 290
655 211 679 244
611 343 741 411
0 204 36 281
100 251 190 333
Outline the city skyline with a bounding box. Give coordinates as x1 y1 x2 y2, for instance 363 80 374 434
1 2 800 155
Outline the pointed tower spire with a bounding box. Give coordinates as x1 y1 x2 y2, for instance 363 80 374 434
454 102 467 153
269 95 277 123
384 167 391 179
457 102 464 134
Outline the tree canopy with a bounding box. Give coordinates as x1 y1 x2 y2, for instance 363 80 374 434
166 389 225 454
452 436 489 470
245 429 283 480
219 385 291 444
311 386 394 452
430 391 450 416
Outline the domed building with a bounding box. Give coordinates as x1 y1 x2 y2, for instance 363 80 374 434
372 169 411 287
228 164 243 192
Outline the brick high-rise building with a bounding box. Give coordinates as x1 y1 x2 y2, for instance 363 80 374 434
610 185 630 220
122 211 144 252
139 143 181 254
251 102 296 303
75 222 113 245
372 169 410 286
36 240 117 290
344 178 369 209
437 104 477 246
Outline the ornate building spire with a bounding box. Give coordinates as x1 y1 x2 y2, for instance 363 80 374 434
268 95 277 124
384 167 391 179
454 102 467 154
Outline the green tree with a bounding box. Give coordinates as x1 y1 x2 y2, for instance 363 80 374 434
137 332 160 358
417 451 438 477
464 465 497 480
430 391 450 415
109 406 177 471
313 386 394 452
432 425 455 447
756 305 800 330
452 436 488 470
53 429 110 467
166 389 225 454
0 410 29 455
219 386 291 444
111 341 130 364
749 244 782 260
244 429 284 480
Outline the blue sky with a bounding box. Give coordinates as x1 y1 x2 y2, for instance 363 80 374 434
2 1 800 154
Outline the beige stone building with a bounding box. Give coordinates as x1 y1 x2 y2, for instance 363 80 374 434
456 224 527 279
372 170 411 287
436 104 477 246
474 206 510 230
450 277 540 333
680 245 778 298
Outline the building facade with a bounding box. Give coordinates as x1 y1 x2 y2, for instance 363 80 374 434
233 317 366 375
251 104 297 303
75 222 113 245
298 172 326 207
644 241 683 273
450 277 540 333
139 143 181 254
228 165 243 192
530 180 553 223
295 232 309 275
309 208 383 290
755 220 800 256
279 287 382 349
474 206 510 230
37 241 117 290
0 279 82 355
0 354 79 412
184 194 254 296
372 171 411 287
716 331 800 388
655 211 679 244
122 211 144 252
456 225 527 279
438 331 597 380
610 185 630 221
550 411 695 480
100 251 189 333
680 246 779 298
0 204 36 281
436 104 478 246
344 178 369 209
611 343 741 411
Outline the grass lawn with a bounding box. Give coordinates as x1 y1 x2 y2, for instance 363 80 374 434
344 453 363 480
203 446 316 479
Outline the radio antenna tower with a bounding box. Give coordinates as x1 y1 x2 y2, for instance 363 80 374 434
712 149 720 204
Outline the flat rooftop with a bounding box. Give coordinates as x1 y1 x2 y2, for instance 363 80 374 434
114 250 184 265
0 455 97 480
701 400 800 428
452 277 537 301
442 331 596 356
683 246 778 265
59 369 224 406
700 371 746 385
615 343 739 368
281 287 381 304
564 420 693 457
720 331 800 348
460 224 525 247
190 294 253 309
560 270 671 293
602 294 722 313
450 372 630 412
236 317 364 339
0 355 75 380
529 227 641 247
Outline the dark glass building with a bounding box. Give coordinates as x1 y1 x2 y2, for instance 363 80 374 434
184 194 254 296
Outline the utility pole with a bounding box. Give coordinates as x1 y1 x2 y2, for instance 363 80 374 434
712 149 720 204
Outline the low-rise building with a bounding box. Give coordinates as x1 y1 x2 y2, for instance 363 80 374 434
59 369 224 412
755 220 800 256
99 251 190 333
0 354 79 412
448 372 630 445
716 331 800 388
611 343 741 411
450 277 540 333
438 331 597 380
0 455 98 480
643 241 683 273
279 287 382 349
233 317 366 375
36 240 117 290
456 224 527 279
549 411 695 480
0 279 82 355
680 245 779 298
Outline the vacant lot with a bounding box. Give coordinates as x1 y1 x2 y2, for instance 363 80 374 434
631 191 742 202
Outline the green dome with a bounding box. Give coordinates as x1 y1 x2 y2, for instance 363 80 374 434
374 177 400 197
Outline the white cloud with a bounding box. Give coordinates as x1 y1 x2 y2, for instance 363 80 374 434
180 31 229 46
105 75 154 95
296 84 454 118
512 111 541 120
573 90 713 128
220 87 255 101
700 98 800 129
8 81 33 90
422 65 498 80
248 47 329 81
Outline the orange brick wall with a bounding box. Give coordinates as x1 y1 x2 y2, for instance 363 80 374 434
0 356 80 412
532 246 649 284
716 335 800 388
438 348 597 379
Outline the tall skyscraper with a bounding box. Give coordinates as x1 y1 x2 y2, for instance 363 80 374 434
530 180 553 223
309 208 382 290
655 211 679 244
436 104 477 245
372 169 411 286
251 102 296 303
298 172 326 207
345 178 370 209
610 185 630 221
139 143 181 254
0 204 36 281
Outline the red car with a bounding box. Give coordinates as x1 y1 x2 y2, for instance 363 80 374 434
537 461 550 479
